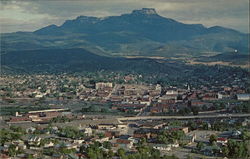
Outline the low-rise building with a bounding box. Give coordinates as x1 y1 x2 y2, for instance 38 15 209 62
218 92 230 99
152 144 171 151
217 137 228 145
95 82 113 90
44 142 54 148
116 139 133 149
97 124 116 130
28 136 41 146
95 137 109 143
236 94 250 101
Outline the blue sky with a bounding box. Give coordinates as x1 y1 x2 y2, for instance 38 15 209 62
0 0 249 33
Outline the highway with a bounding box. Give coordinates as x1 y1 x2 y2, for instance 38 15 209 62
117 113 250 123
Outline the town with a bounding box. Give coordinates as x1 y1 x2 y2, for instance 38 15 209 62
0 72 249 159
1 0 250 158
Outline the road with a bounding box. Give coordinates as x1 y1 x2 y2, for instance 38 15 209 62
106 84 120 100
136 105 151 117
117 113 250 123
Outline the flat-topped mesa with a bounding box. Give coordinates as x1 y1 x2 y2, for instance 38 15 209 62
131 8 158 15
75 16 100 22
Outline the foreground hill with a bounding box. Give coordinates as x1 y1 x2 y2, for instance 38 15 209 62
2 48 249 90
1 8 248 58
1 48 186 74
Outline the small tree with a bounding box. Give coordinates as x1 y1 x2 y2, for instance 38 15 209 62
209 134 217 144
117 148 126 158
8 144 17 157
191 106 199 115
108 149 114 158
103 141 112 149
196 142 205 150
222 146 229 156
186 154 193 159
242 131 250 140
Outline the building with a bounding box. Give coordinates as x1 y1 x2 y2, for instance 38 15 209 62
105 131 119 139
152 144 171 151
97 124 116 130
202 94 217 101
116 139 133 149
9 116 31 123
95 82 113 90
236 94 250 101
140 98 151 106
26 127 36 133
83 127 93 136
201 145 221 156
181 135 196 144
217 137 228 145
218 92 230 99
117 124 128 132
155 84 162 92
95 137 109 143
166 90 178 95
44 142 54 148
0 154 11 159
28 108 68 114
181 127 189 134
27 136 41 146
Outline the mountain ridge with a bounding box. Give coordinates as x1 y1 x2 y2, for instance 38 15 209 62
1 8 249 57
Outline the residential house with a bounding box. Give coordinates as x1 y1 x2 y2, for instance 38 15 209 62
152 144 171 151
95 82 113 89
202 93 217 101
216 137 228 145
95 137 110 143
97 124 116 130
83 127 93 136
8 116 31 123
181 134 196 145
217 92 230 99
116 139 133 149
26 127 36 133
27 136 41 146
201 145 221 156
105 131 119 139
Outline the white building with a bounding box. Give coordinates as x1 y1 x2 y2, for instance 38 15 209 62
95 82 113 90
96 137 109 143
155 84 162 91
44 142 54 148
218 92 230 99
237 94 250 101
84 127 93 136
166 90 178 95
153 144 171 151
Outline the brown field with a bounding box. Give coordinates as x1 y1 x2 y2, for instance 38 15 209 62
187 60 249 69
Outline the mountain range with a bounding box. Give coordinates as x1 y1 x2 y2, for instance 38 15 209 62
1 8 249 58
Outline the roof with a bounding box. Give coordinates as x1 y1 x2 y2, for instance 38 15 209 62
116 139 131 144
151 144 168 147
201 145 221 151
237 94 250 100
0 154 10 159
28 108 68 114
237 94 250 97
119 135 131 140
134 128 158 134
217 137 227 141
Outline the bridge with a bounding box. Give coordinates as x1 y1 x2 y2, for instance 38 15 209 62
117 113 250 123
